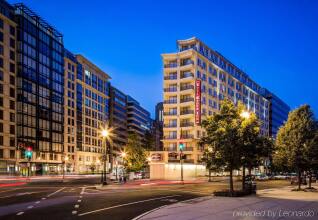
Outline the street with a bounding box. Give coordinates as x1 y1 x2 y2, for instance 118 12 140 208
0 176 291 220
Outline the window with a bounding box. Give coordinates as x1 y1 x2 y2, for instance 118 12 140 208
0 148 3 158
0 97 2 107
0 136 3 145
10 113 15 122
10 51 15 61
0 19 3 29
0 110 3 120
10 75 15 85
10 63 15 73
0 45 3 55
10 125 15 134
10 137 15 147
10 26 15 36
10 38 15 48
0 32 3 42
10 150 15 159
10 88 15 98
0 123 3 132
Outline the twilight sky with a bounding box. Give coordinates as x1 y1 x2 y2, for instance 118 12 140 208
12 0 318 118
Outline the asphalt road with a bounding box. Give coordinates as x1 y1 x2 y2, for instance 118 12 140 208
0 177 290 220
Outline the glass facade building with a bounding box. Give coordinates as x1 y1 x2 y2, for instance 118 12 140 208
15 4 64 175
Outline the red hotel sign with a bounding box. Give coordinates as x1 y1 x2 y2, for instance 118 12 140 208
195 80 201 125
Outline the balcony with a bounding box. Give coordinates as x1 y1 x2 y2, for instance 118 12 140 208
164 88 177 92
182 147 194 151
180 110 194 115
164 75 177 80
180 85 194 91
180 72 194 79
180 134 194 139
180 60 194 66
166 147 177 151
164 136 177 140
168 159 180 163
163 112 177 116
164 63 178 68
180 122 194 127
180 97 194 103
184 159 195 163
164 124 177 128
163 100 177 104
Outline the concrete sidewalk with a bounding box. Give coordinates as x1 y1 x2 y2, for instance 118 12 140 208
138 185 318 220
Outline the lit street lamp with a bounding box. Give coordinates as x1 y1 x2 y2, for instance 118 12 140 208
240 111 250 119
100 127 110 185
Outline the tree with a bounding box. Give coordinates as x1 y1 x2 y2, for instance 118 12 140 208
200 146 223 182
305 129 318 188
274 105 316 190
123 132 148 172
201 99 242 194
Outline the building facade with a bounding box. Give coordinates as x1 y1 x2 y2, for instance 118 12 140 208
150 37 270 180
263 89 290 138
153 102 163 151
0 1 17 175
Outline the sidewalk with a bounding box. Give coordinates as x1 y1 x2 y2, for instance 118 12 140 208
138 184 318 220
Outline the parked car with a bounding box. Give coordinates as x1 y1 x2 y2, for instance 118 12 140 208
273 175 288 180
290 176 307 185
255 174 269 181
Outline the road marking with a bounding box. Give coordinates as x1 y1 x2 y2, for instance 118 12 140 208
78 200 81 203
35 201 40 204
27 205 33 209
78 195 180 216
80 187 85 195
75 204 79 209
0 188 21 194
72 211 77 215
47 187 66 197
131 205 168 220
79 195 82 198
41 197 46 200
16 212 24 216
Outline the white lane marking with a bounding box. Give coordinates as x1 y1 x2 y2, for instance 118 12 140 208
35 201 40 204
78 195 180 216
27 205 33 209
78 200 81 203
72 210 77 215
131 205 168 220
47 187 66 197
41 197 46 200
16 212 24 216
80 187 85 195
79 195 82 198
75 204 79 209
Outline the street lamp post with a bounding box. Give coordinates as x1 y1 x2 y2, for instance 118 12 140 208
101 129 109 185
179 142 184 184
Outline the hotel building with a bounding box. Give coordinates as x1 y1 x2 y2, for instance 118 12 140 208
150 37 271 180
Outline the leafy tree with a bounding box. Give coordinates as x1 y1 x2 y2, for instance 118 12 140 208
123 132 148 172
274 105 316 190
305 128 318 188
201 99 242 194
200 147 223 182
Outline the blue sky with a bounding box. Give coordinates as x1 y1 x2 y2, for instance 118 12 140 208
12 0 318 118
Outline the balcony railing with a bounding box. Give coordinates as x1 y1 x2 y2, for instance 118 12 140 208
168 159 180 163
164 136 177 140
180 72 194 79
166 147 177 151
180 60 194 66
164 124 177 128
184 159 195 163
164 88 177 92
180 85 194 91
180 110 194 115
180 134 194 139
180 122 194 127
182 147 194 151
164 75 177 80
180 98 194 103
163 112 177 116
163 100 177 104
164 63 178 68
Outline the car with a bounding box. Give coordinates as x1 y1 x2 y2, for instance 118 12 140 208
255 174 269 181
273 175 288 180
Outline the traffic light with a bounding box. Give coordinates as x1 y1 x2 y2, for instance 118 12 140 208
179 142 184 151
25 147 33 159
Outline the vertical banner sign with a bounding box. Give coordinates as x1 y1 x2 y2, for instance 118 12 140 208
195 80 201 125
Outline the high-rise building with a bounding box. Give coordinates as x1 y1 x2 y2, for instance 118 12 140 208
0 0 17 175
150 37 271 180
155 102 163 124
74 55 110 173
263 89 290 138
15 3 65 175
127 95 151 139
153 102 163 151
109 86 128 157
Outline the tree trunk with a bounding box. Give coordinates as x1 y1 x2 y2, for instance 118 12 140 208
298 170 301 190
208 169 212 182
229 169 234 196
242 165 246 190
